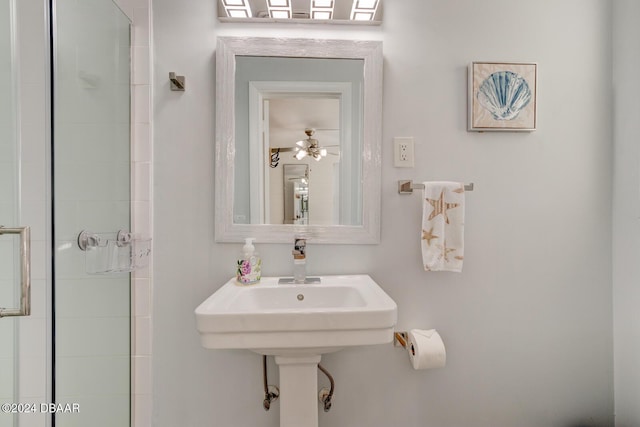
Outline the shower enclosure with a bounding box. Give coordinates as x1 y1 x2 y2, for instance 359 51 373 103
0 0 133 425
52 0 131 425
0 0 26 424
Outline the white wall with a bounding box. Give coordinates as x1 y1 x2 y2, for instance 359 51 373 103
612 1 640 426
153 1 614 426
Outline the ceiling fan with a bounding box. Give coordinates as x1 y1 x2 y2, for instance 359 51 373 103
294 128 338 161
270 128 339 167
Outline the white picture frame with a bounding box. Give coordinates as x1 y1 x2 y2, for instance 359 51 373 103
468 61 537 132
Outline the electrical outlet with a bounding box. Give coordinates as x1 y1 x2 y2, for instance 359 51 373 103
393 137 414 168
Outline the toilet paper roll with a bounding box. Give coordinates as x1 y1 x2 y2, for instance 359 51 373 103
407 329 446 370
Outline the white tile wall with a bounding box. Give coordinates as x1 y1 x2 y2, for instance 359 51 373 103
115 0 154 425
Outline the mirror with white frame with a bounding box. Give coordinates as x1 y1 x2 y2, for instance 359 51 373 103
215 37 382 244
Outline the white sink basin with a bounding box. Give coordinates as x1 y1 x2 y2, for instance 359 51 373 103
195 274 397 355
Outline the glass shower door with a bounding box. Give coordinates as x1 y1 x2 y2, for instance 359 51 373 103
0 0 33 426
1 0 19 424
52 0 131 425
0 0 18 422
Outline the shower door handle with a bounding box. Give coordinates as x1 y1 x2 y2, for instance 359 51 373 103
0 226 31 318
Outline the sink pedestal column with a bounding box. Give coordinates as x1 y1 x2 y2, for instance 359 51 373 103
274 354 322 427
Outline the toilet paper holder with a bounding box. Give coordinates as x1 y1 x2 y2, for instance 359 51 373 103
395 331 416 353
394 331 417 357
394 332 408 348
394 330 447 370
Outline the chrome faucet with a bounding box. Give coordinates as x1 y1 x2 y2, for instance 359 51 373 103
277 237 320 284
292 237 307 283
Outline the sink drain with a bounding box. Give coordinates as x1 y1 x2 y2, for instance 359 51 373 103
297 294 304 301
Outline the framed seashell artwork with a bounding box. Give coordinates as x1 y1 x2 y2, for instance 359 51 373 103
468 62 537 131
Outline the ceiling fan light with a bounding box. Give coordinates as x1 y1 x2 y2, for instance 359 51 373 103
295 150 307 160
320 148 327 157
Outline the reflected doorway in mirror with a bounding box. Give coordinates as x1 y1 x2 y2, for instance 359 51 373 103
239 67 362 227
246 82 350 226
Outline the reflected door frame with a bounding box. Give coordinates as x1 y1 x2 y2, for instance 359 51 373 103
248 81 352 224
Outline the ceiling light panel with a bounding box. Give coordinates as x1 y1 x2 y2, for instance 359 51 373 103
267 0 292 18
222 0 252 17
354 0 377 8
350 0 379 20
310 0 334 19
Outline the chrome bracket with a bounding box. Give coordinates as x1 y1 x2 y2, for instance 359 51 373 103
77 230 132 251
77 230 101 251
393 331 408 348
169 72 185 91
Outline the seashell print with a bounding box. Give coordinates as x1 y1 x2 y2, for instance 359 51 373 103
477 71 532 120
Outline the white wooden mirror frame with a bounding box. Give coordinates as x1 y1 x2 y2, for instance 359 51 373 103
215 37 383 244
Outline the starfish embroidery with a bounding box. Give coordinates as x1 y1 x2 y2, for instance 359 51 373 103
436 241 456 263
422 227 439 246
426 190 459 224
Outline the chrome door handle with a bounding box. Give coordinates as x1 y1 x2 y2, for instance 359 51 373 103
0 226 31 318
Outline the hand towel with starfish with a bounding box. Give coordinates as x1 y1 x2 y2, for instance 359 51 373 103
421 182 465 272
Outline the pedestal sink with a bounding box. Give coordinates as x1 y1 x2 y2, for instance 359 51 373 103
195 274 397 427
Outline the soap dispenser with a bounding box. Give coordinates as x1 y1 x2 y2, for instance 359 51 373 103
236 238 261 285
